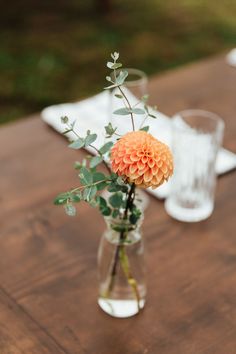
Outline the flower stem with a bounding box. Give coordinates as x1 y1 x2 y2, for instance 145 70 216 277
118 86 135 131
105 183 142 311
69 179 111 194
119 245 141 311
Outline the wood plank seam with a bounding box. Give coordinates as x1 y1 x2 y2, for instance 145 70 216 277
0 285 70 354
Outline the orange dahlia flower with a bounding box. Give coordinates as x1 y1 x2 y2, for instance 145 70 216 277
110 131 173 189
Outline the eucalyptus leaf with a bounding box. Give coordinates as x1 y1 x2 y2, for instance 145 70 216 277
106 76 112 82
129 207 142 224
107 183 120 192
54 193 69 205
84 133 97 147
132 108 145 115
69 137 84 149
109 192 123 208
148 113 157 119
93 171 106 182
96 196 107 208
99 141 113 154
112 52 119 60
97 196 111 216
114 94 123 99
112 63 122 70
116 176 126 186
113 107 131 116
101 206 111 216
140 126 150 132
112 209 119 218
107 61 114 69
116 70 128 85
64 203 76 216
129 213 139 224
63 129 72 135
110 172 118 181
83 185 97 202
89 199 98 208
61 116 69 124
90 155 103 168
74 161 82 170
79 167 93 185
71 192 81 203
105 122 117 136
93 171 107 190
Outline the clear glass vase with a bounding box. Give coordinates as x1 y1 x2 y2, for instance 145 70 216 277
97 216 146 318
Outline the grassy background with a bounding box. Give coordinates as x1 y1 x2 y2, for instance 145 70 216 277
1 0 236 124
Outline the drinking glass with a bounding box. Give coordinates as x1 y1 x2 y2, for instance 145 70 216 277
165 110 224 222
109 68 148 135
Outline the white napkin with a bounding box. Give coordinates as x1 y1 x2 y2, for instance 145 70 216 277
41 91 236 199
226 48 236 67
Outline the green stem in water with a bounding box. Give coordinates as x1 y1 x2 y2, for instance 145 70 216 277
105 183 141 311
119 245 141 311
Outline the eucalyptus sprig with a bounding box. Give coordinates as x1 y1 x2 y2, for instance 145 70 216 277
104 53 158 132
55 52 155 225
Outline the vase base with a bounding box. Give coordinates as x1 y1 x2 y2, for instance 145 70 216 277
98 298 145 318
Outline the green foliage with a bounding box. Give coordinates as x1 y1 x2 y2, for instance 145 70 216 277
93 171 108 190
140 126 149 132
64 203 76 216
144 104 157 119
97 196 111 216
113 107 145 116
74 162 82 170
106 62 122 70
148 113 157 119
54 193 70 205
54 53 144 228
132 108 145 115
79 167 93 185
104 122 117 138
104 54 128 89
70 192 82 202
113 107 131 116
129 206 142 225
69 137 84 149
90 155 103 168
69 131 98 149
83 185 97 202
116 70 128 85
112 209 120 218
114 94 123 99
61 116 69 124
109 192 123 208
99 141 113 154
111 52 119 61
84 133 97 147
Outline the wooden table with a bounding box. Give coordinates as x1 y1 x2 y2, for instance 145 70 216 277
1 54 236 354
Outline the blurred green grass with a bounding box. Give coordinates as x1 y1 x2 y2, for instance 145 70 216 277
0 0 236 124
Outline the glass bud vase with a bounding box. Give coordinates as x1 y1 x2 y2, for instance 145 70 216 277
97 216 146 318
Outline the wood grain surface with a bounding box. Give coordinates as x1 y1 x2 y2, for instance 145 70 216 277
0 54 236 354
